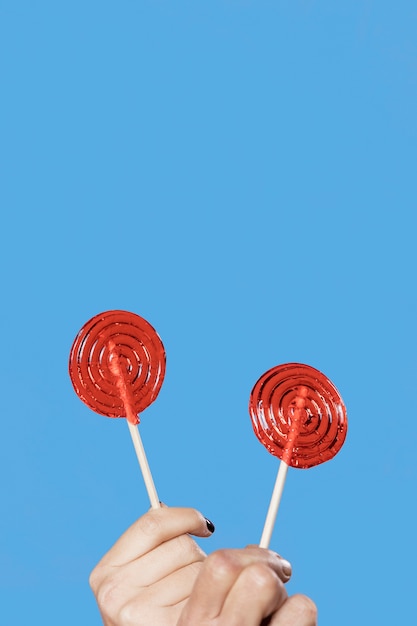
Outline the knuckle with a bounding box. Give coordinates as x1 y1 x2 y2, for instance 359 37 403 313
95 573 124 617
88 565 102 593
136 510 162 536
245 563 280 593
204 549 240 580
118 600 140 626
293 594 318 621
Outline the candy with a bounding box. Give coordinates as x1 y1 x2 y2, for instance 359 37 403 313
69 310 165 508
249 363 347 469
69 310 165 424
249 363 347 548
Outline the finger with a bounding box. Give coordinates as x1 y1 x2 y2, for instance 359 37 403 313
117 589 189 626
113 532 206 587
243 547 292 583
91 540 204 625
246 543 292 583
221 563 288 625
116 600 187 626
98 507 213 567
269 594 317 626
109 561 204 626
148 559 204 606
178 547 290 624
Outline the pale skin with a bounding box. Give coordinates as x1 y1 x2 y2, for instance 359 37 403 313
90 507 317 626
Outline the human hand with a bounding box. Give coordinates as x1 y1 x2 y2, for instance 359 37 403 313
89 506 214 625
177 546 313 626
90 506 316 626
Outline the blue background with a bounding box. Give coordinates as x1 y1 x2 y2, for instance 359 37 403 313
1 1 416 624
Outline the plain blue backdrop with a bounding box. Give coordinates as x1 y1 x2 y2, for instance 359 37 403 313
1 1 416 624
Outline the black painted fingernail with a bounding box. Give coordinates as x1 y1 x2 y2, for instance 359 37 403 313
205 518 215 533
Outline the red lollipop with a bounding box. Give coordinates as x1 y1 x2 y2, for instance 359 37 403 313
249 363 347 547
69 310 166 508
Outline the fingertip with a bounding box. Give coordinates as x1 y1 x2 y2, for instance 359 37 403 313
244 546 292 582
188 510 215 537
142 506 215 539
280 558 292 580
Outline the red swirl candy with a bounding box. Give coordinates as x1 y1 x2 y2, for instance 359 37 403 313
69 310 166 425
249 363 347 469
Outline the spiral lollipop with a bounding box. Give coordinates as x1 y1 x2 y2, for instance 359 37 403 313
69 310 166 508
249 363 347 547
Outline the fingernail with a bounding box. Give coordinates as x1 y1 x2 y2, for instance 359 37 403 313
205 518 215 533
281 558 292 578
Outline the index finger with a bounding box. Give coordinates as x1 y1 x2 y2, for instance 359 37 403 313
99 507 213 567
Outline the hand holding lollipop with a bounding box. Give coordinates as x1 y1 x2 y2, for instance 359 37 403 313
69 310 165 509
249 363 347 548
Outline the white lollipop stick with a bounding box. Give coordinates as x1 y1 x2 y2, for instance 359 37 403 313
109 341 161 510
259 460 289 548
127 420 160 509
259 386 308 548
